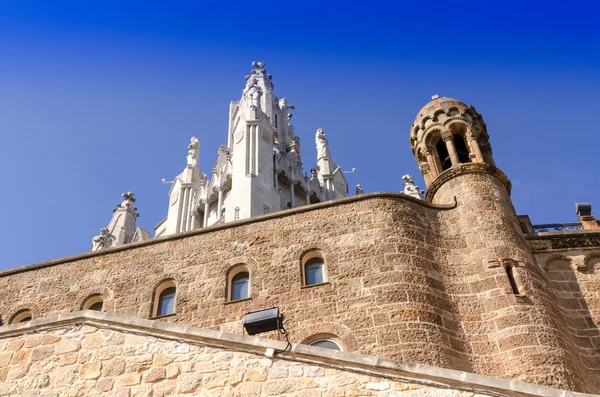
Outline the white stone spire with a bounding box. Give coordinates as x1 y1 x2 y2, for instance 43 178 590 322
91 192 140 251
155 137 206 237
313 128 348 201
154 62 352 238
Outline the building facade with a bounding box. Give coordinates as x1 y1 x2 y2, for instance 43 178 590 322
0 64 599 396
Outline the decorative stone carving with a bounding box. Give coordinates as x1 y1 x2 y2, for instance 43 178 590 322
315 128 331 160
91 228 116 251
187 137 200 164
402 175 424 200
242 78 263 109
355 184 364 195
441 130 454 142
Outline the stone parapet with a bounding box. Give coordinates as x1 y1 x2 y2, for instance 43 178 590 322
0 311 594 397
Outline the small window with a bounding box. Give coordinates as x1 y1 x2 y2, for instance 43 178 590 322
158 287 176 316
82 294 104 312
309 339 342 351
231 272 249 301
305 258 324 285
227 264 251 302
302 250 327 286
10 310 33 325
152 280 177 317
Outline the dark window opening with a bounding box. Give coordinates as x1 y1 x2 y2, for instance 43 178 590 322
453 134 471 163
19 316 32 323
89 302 103 311
436 139 451 171
505 265 520 294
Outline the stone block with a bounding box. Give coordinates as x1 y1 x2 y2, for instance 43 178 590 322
114 372 141 388
80 361 102 380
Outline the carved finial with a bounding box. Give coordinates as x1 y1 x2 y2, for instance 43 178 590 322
432 94 439 100
122 192 136 202
355 184 364 195
402 174 424 200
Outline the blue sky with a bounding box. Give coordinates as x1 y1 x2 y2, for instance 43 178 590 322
0 1 599 269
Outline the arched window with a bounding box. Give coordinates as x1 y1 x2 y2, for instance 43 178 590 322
305 258 324 285
10 310 33 324
435 139 451 171
227 265 250 302
231 272 249 301
302 250 326 286
152 280 177 317
82 294 104 312
158 288 176 316
309 339 343 351
453 134 471 163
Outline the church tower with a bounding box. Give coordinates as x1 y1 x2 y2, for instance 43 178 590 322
225 61 281 219
409 97 583 389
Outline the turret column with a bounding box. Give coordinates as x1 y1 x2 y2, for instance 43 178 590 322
466 128 484 163
442 131 460 166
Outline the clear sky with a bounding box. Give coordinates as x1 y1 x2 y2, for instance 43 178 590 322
0 1 598 270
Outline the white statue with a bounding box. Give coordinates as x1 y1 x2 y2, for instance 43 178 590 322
243 78 263 109
355 184 364 195
187 136 200 165
315 128 331 160
92 228 116 251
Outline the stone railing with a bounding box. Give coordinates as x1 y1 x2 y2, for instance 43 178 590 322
532 223 583 233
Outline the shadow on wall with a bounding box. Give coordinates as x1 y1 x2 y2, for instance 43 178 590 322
544 253 600 393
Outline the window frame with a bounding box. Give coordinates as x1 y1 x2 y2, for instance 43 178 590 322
151 279 177 318
81 294 104 312
10 309 33 325
308 338 343 351
301 249 327 287
226 264 251 303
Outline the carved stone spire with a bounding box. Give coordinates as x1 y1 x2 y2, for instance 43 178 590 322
91 192 140 251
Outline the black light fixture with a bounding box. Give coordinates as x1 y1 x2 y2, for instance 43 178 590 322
243 307 284 335
575 202 592 217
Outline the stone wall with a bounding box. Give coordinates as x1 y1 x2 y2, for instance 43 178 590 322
1 193 599 393
0 312 592 397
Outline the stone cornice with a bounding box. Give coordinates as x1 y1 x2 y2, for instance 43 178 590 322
425 163 512 203
526 229 600 252
0 192 456 278
0 311 591 397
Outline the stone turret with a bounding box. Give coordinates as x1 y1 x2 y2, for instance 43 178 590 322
410 96 497 193
409 96 583 389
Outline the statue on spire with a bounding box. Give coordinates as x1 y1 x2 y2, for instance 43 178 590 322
315 128 331 160
187 136 200 166
242 78 263 109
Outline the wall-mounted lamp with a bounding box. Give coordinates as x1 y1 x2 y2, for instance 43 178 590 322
243 307 284 335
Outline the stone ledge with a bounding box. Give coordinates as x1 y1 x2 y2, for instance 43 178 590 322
526 229 600 252
0 191 457 278
0 311 592 397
